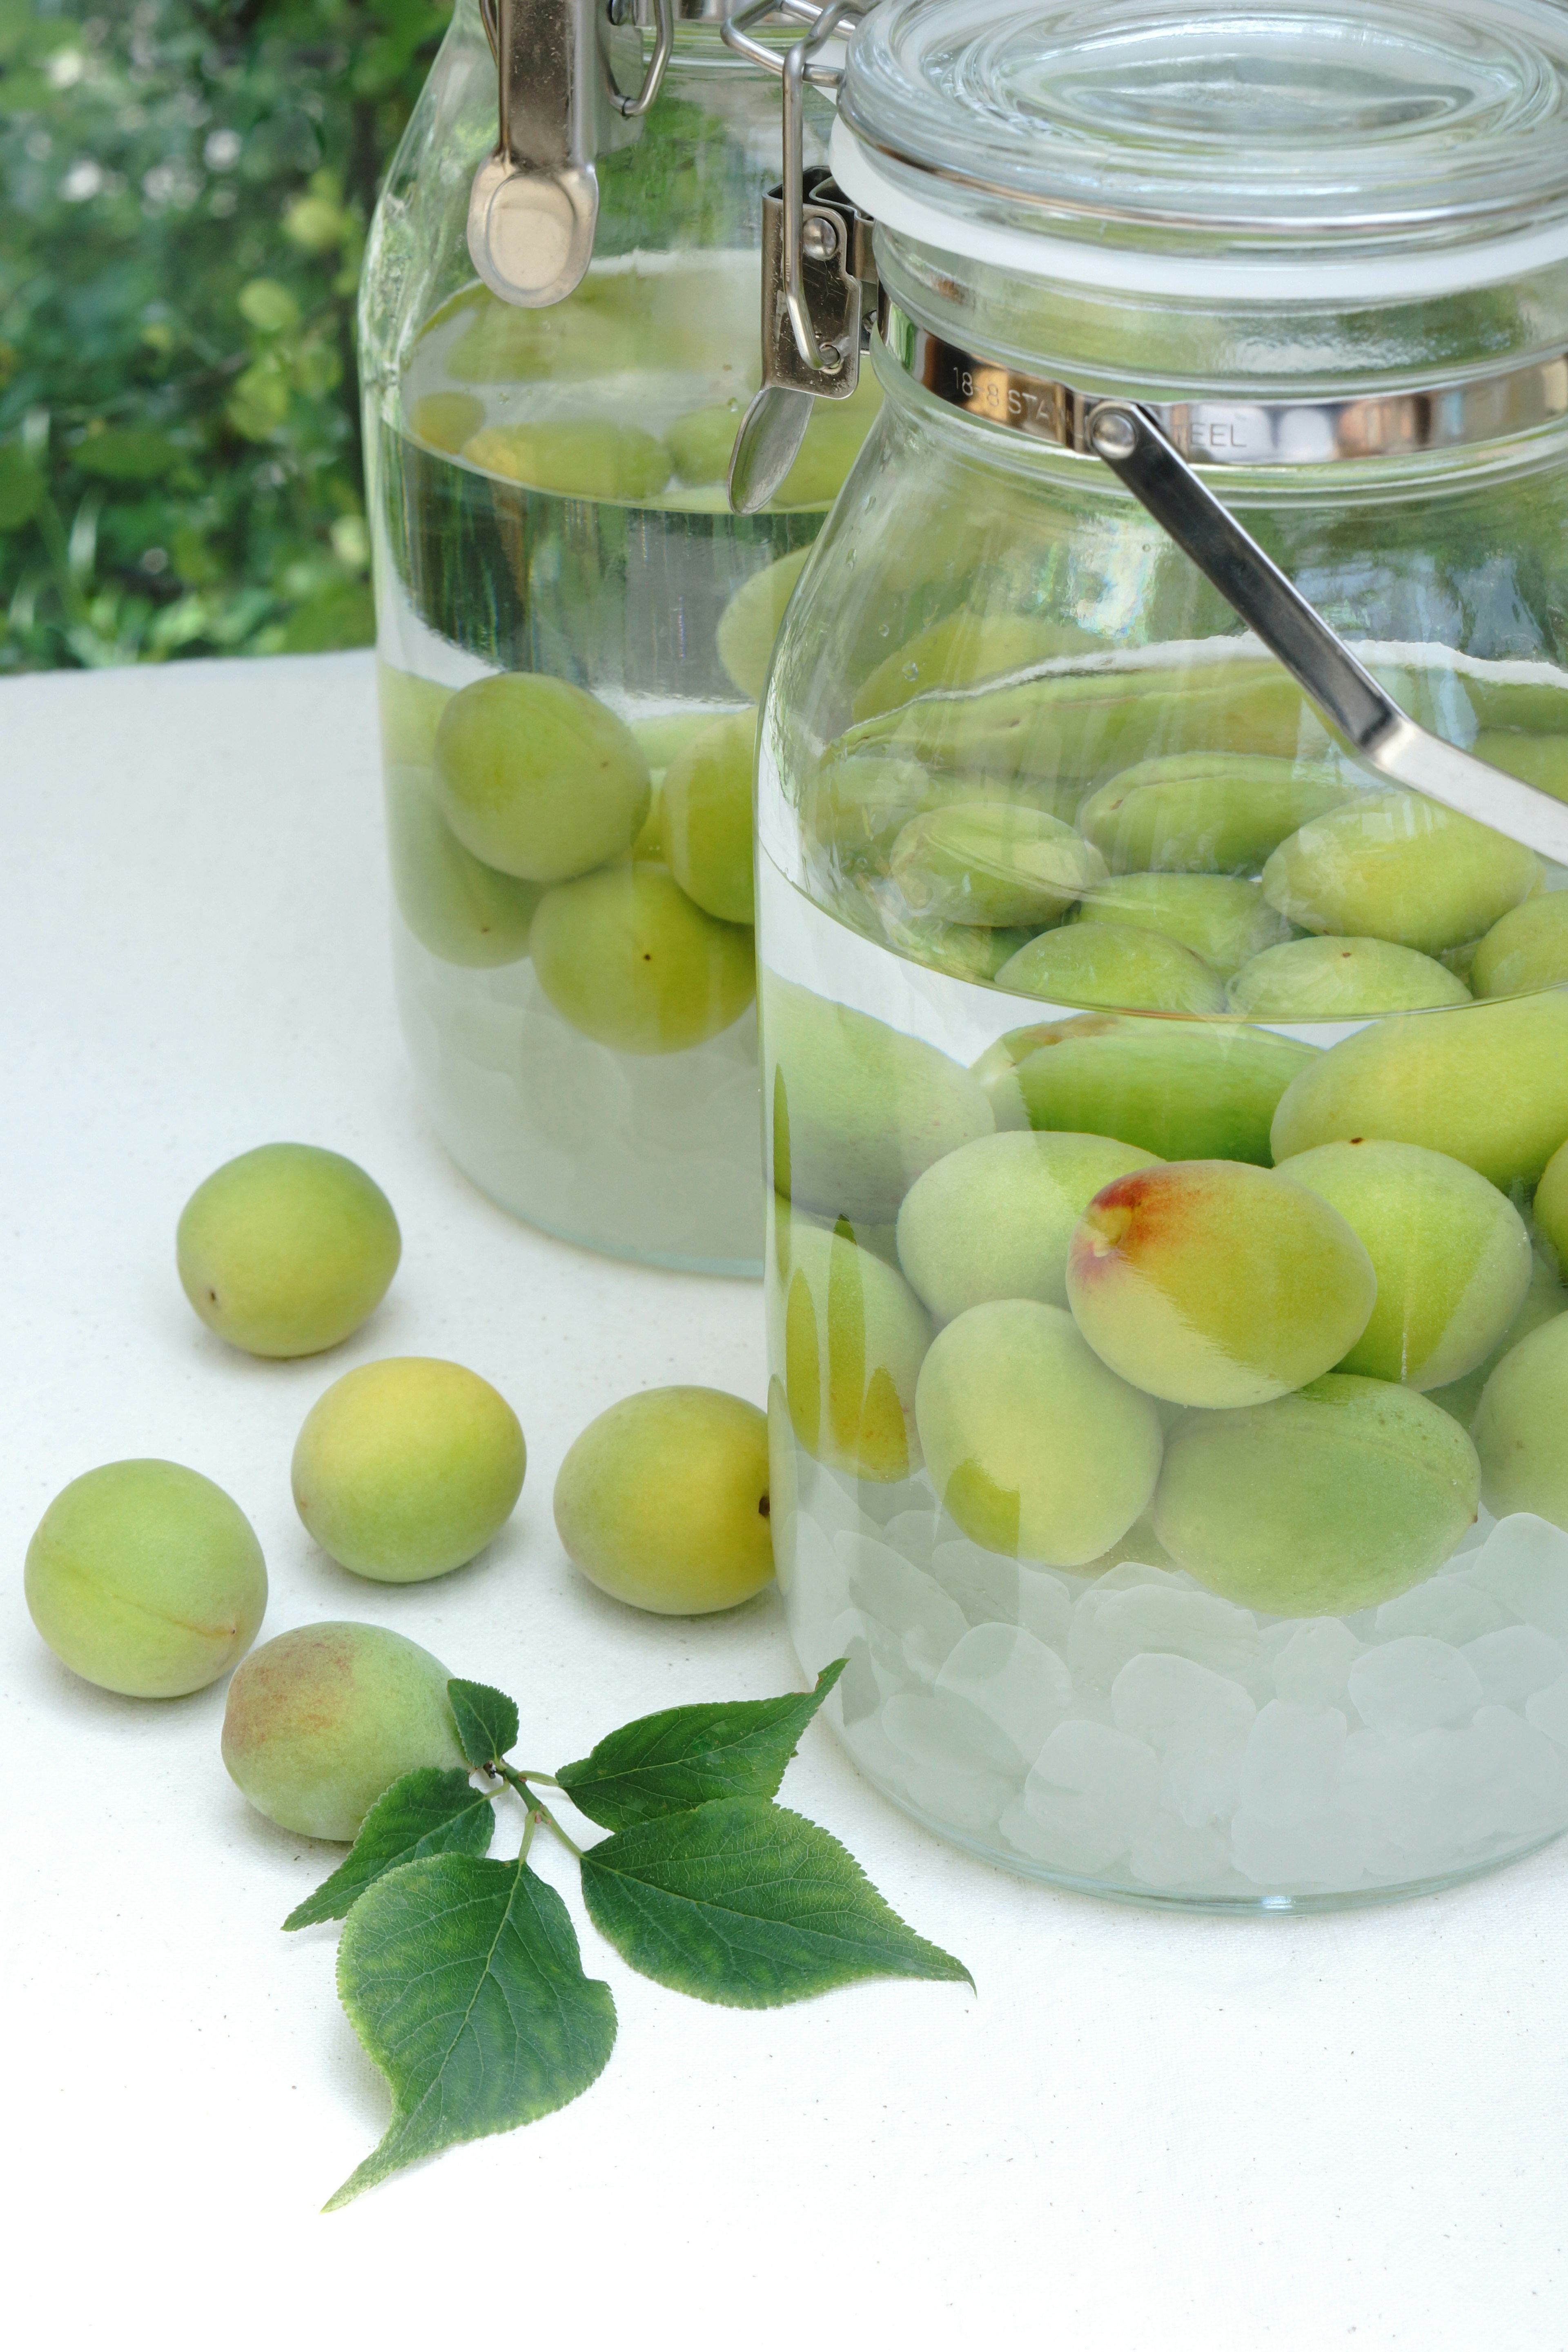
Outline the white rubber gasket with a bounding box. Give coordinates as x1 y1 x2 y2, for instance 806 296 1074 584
829 118 1568 302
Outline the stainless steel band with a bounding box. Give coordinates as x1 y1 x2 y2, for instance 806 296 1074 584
881 299 1568 468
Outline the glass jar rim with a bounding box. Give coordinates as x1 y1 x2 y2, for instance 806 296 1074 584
837 0 1568 298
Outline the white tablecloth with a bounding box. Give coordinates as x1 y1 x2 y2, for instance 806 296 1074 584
3 651 1562 2345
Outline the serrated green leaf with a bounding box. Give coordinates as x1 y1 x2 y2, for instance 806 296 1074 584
579 1797 973 2009
283 1769 495 1931
556 1662 846 1831
327 1854 616 2209
446 1678 520 1771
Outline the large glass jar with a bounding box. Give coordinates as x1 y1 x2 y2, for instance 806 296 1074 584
758 0 1568 1908
360 0 875 1272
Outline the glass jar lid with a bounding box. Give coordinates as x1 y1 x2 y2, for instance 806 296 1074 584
833 0 1568 296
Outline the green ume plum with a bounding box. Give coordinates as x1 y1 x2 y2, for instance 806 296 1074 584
872 899 1036 983
553 1388 773 1615
177 1143 401 1359
895 1130 1161 1322
410 390 485 454
780 1215 932 1482
1281 1139 1532 1389
773 370 881 508
1428 1248 1568 1426
221 1622 465 1841
1227 935 1470 1018
292 1357 526 1583
914 1300 1164 1568
660 709 757 925
434 673 650 884
384 764 542 967
852 612 1085 724
1261 791 1540 955
976 1014 1316 1163
1537 1138 1568 1268
767 975 993 1223
1472 1316 1568 1528
1076 753 1349 874
836 659 1312 793
1066 1160 1376 1408
890 802 1107 928
1270 991 1568 1189
26 1460 266 1698
1074 872 1290 976
1152 1376 1481 1615
463 420 672 501
717 548 810 701
665 403 745 486
1470 893 1568 998
377 661 452 767
1472 729 1568 802
995 920 1227 1014
531 864 755 1054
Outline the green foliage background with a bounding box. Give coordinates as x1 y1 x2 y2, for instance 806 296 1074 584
1 0 452 670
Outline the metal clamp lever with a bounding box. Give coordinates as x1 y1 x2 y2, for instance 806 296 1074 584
724 0 877 511
468 0 673 309
1087 402 1568 866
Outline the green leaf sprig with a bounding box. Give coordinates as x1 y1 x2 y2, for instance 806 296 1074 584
286 1662 971 2208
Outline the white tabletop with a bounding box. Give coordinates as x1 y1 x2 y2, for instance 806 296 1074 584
4 651 1564 2345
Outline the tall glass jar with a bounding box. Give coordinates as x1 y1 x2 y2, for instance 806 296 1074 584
758 0 1568 1907
360 0 875 1272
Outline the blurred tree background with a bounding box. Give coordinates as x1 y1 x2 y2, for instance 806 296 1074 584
0 0 452 669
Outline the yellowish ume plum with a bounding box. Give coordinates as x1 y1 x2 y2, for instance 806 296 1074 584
221 1621 466 1840
895 1129 1161 1321
1472 1315 1568 1529
1152 1374 1481 1615
995 919 1227 1014
1470 893 1568 998
552 1387 773 1615
1065 1159 1376 1407
914 1299 1164 1568
766 973 993 1223
1269 989 1568 1189
292 1357 526 1583
1227 934 1470 1018
26 1459 266 1698
531 864 755 1054
779 1214 932 1482
1279 1138 1532 1388
434 672 650 883
1261 791 1540 956
659 708 757 925
177 1143 401 1359
1537 1136 1568 1268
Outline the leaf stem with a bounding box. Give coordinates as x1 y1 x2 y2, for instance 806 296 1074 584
498 1764 584 1860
